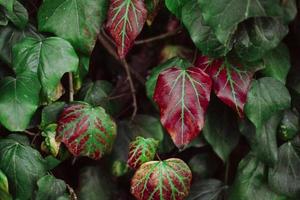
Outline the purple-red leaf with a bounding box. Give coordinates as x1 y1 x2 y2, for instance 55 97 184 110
153 66 212 148
131 158 192 200
127 136 159 169
56 102 117 160
106 0 147 58
196 56 254 117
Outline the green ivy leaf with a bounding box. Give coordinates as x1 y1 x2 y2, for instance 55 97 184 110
38 0 108 54
0 9 8 26
203 102 240 162
165 0 188 17
0 0 15 12
131 158 192 200
56 102 117 160
0 24 42 65
240 114 281 166
278 110 299 141
0 135 46 199
229 153 287 200
0 72 40 131
234 18 288 62
41 124 60 157
187 179 226 200
35 175 67 200
261 43 291 84
73 55 89 91
4 1 28 29
127 136 159 169
40 101 66 129
245 77 291 128
0 169 9 194
268 138 300 198
78 166 114 200
13 37 79 101
181 0 227 57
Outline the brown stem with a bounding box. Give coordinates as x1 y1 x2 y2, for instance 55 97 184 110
66 184 78 200
24 130 36 136
134 28 182 45
68 72 74 102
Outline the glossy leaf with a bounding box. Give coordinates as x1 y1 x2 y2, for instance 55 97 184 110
234 18 288 62
0 24 42 65
268 139 300 198
0 72 40 131
165 0 188 18
35 175 67 200
127 136 159 169
56 102 117 160
131 158 192 200
229 153 287 200
261 43 291 84
203 101 240 162
106 0 147 58
0 135 46 199
245 77 291 128
181 0 227 57
0 0 15 12
187 179 226 200
0 169 9 194
13 37 79 101
197 56 253 117
4 1 28 29
154 66 212 148
38 0 108 54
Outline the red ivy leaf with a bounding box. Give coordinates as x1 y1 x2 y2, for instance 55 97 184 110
131 158 192 200
56 102 117 160
196 56 254 117
154 66 212 148
106 0 147 58
127 136 159 169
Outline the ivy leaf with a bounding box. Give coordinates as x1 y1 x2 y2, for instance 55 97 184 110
229 153 287 200
240 114 281 166
40 101 66 129
127 136 159 169
131 158 192 200
145 0 160 25
153 65 212 148
0 0 15 12
268 138 300 198
4 1 28 29
203 101 240 162
181 0 227 57
188 153 219 179
146 57 191 102
38 0 108 54
187 179 226 200
41 124 61 157
106 0 147 58
278 110 299 141
261 43 291 84
56 102 117 160
13 37 79 101
244 77 291 128
0 24 42 65
0 170 11 200
0 9 8 26
165 0 188 18
0 135 46 199
73 55 90 91
197 56 253 117
35 175 67 200
0 72 40 131
234 18 288 62
198 0 280 47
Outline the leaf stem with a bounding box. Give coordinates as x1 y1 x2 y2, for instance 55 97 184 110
224 160 230 185
68 72 74 102
134 28 182 45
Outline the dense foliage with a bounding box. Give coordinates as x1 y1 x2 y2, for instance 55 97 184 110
0 0 299 199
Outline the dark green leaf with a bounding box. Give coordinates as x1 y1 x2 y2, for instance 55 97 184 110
0 9 8 26
38 0 108 54
245 77 291 128
78 166 114 200
188 153 219 179
0 135 46 199
13 37 79 101
40 101 66 129
0 0 15 12
0 72 40 131
73 55 89 91
203 103 240 162
35 175 67 200
181 0 227 57
278 110 299 141
234 18 288 62
0 169 9 194
229 153 287 200
187 179 226 200
261 43 291 84
165 0 188 17
0 24 42 65
5 1 28 29
268 138 300 198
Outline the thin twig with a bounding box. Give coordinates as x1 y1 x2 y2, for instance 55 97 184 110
134 28 182 45
224 161 230 185
24 130 36 136
107 93 131 100
68 72 74 102
121 58 137 120
66 184 78 200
